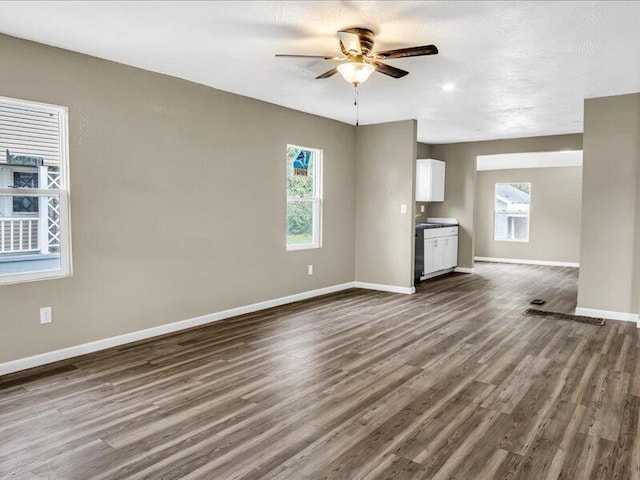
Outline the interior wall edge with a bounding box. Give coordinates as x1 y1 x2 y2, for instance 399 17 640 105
577 93 640 316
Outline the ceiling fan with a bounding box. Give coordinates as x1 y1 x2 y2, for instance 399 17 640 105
276 28 438 86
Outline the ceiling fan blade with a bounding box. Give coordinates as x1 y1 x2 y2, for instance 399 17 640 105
375 45 438 60
371 61 409 78
337 31 362 56
275 54 344 60
316 67 339 79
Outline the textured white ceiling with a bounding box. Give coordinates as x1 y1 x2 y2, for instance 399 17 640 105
0 1 639 144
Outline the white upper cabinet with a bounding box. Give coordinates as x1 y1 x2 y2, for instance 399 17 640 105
416 159 445 202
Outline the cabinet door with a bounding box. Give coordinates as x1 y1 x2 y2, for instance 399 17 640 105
424 239 444 274
430 160 446 201
425 237 451 274
424 239 435 274
444 236 458 269
416 159 446 202
415 160 433 202
432 238 446 272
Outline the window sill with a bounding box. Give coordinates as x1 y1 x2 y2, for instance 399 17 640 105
493 239 530 243
0 269 71 286
286 244 321 251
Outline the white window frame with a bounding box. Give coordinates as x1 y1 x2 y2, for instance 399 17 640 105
494 182 531 243
0 96 72 285
286 144 322 251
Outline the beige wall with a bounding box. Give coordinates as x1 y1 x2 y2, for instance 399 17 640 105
634 138 640 315
355 120 417 289
417 143 432 159
475 167 582 263
635 135 640 315
578 93 640 314
429 134 583 268
0 34 357 363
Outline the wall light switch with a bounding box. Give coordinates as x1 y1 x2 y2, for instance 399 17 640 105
308 265 313 275
40 306 52 325
420 205 425 213
400 204 408 214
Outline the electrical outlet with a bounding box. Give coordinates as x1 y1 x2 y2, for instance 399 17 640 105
308 264 313 275
420 205 425 213
400 204 408 214
40 306 52 325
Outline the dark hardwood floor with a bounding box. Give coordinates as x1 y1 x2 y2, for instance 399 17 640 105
1 262 638 479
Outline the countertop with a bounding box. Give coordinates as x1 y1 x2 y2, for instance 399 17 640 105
415 222 458 230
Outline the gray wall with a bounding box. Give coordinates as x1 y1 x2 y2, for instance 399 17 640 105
355 120 417 289
417 143 432 158
0 34 357 363
429 134 583 268
475 167 582 263
578 93 640 315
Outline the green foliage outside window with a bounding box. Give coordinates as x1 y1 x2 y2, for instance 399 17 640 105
286 146 317 244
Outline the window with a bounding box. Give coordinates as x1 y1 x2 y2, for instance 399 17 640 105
0 96 71 284
286 145 322 250
494 183 531 242
13 171 40 213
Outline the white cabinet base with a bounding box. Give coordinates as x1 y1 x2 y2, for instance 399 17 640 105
420 267 455 281
423 226 458 280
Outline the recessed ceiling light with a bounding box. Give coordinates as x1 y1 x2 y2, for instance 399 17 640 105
442 83 456 92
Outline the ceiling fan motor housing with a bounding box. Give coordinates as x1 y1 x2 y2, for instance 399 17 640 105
341 28 375 56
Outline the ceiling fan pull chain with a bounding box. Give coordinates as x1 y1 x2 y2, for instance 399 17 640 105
355 85 359 127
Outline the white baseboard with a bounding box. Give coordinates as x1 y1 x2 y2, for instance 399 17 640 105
453 267 475 274
0 282 356 376
475 257 579 268
575 307 639 324
354 282 415 295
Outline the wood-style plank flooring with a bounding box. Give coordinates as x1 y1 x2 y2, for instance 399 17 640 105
1 262 639 479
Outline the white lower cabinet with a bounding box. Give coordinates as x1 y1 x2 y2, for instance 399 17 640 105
444 235 458 269
424 227 458 277
424 238 444 274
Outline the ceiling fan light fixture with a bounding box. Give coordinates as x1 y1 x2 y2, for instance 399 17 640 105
337 61 375 86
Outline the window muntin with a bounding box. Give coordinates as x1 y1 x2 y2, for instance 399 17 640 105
286 145 322 250
494 183 531 242
0 96 71 284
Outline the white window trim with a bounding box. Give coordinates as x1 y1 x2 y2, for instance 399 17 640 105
0 96 72 286
286 144 323 251
493 182 531 243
